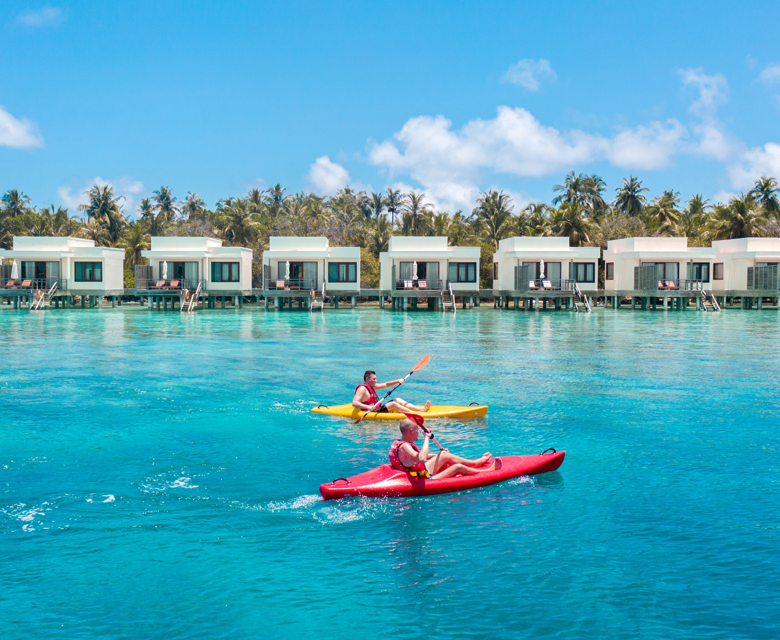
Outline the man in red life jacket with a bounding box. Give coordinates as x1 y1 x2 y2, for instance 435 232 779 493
352 370 431 414
389 414 502 479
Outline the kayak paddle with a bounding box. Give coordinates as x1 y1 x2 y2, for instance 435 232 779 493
354 354 430 424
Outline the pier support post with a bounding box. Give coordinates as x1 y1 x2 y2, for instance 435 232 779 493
274 297 280 309
351 296 356 308
111 296 116 307
81 296 85 308
758 297 763 310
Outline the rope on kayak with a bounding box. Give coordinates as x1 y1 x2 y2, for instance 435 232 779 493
317 404 328 408
331 478 351 485
468 402 480 406
541 448 557 455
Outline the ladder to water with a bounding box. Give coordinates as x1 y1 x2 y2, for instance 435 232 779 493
310 283 325 311
700 289 721 312
30 281 58 310
573 283 591 313
441 283 456 312
180 281 202 313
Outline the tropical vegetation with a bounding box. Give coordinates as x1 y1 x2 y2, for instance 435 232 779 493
2 173 779 288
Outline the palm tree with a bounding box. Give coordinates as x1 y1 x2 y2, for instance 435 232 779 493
675 195 710 241
265 183 288 217
648 190 680 234
750 176 780 217
583 174 608 218
552 172 586 206
368 192 385 219
522 202 552 236
613 176 648 218
118 223 150 269
1 190 32 217
138 198 154 221
79 218 112 246
78 184 127 242
473 190 514 249
145 211 170 236
549 202 591 246
181 192 206 219
219 200 260 246
707 194 768 239
401 192 432 236
384 188 403 230
369 215 392 255
152 186 178 222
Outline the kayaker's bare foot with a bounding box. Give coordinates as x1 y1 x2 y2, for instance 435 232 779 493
424 401 431 412
480 453 492 466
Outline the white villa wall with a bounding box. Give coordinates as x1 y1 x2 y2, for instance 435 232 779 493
0 236 124 292
262 237 361 292
712 238 780 291
603 237 715 291
491 237 600 292
142 236 254 292
379 236 480 291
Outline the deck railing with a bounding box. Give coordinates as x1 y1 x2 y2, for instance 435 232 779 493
0 277 68 290
136 278 204 292
394 279 443 291
263 278 318 291
517 278 575 293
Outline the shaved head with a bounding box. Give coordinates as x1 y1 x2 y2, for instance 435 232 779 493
399 418 417 434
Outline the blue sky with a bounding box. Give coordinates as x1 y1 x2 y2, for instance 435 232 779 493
2 0 780 218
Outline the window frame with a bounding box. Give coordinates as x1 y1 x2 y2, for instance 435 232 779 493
450 262 477 283
573 262 595 283
328 262 357 283
211 262 240 283
74 261 103 282
691 262 710 283
605 262 614 281
493 262 498 280
713 263 724 281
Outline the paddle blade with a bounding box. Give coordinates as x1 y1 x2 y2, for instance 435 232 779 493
411 354 430 373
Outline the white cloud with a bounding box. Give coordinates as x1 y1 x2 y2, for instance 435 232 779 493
17 6 63 27
609 120 686 169
501 59 556 91
758 64 780 86
0 105 44 148
307 156 351 195
728 143 780 190
368 106 687 210
58 176 145 218
712 189 737 205
679 67 728 117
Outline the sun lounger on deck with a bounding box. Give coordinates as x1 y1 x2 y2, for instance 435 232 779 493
417 280 427 290
168 280 180 289
20 280 32 288
274 280 286 290
4 280 15 288
529 280 538 290
543 280 553 290
665 280 679 290
404 280 413 289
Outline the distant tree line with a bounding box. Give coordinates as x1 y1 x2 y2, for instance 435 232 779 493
1 174 779 288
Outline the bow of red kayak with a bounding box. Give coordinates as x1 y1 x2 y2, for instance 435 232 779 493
320 450 565 500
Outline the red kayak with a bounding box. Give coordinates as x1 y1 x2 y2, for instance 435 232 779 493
320 449 565 500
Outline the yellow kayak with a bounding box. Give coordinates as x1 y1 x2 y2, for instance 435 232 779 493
311 404 488 420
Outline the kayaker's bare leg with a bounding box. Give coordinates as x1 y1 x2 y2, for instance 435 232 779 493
431 458 502 480
385 398 431 413
427 450 491 474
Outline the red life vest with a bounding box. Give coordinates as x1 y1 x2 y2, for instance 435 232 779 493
355 384 379 407
389 440 427 473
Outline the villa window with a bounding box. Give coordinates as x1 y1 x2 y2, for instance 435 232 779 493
448 262 477 283
493 263 498 280
573 262 595 283
606 263 614 280
75 262 103 282
399 262 439 283
211 262 239 282
328 262 357 283
713 263 724 280
689 262 710 283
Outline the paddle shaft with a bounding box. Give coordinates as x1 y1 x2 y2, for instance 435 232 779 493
421 425 444 451
355 370 417 424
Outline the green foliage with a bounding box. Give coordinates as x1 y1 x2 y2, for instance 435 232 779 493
124 269 135 289
360 247 380 288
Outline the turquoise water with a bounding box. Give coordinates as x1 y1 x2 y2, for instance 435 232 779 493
2 306 779 639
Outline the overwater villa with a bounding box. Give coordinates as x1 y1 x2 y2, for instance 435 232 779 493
0 236 124 309
379 236 480 310
492 237 599 311
260 237 360 309
712 238 780 309
603 237 718 310
138 236 253 310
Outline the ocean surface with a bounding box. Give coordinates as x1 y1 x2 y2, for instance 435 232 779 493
1 305 779 639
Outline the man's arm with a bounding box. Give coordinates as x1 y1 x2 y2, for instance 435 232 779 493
399 436 430 466
351 388 376 410
375 379 404 390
